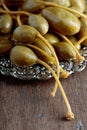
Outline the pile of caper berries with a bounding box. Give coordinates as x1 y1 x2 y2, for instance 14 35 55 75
0 0 87 121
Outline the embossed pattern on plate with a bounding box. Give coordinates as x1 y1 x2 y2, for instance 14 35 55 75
0 47 87 80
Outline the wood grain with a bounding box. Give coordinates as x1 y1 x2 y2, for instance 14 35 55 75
0 68 87 130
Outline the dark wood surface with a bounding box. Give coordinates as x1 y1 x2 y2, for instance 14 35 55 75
0 68 87 130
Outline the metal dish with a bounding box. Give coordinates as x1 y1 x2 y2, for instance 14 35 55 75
0 47 87 80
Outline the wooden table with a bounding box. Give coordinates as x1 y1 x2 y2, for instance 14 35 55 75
0 68 87 130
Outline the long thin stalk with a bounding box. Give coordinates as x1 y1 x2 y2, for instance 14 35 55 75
17 14 23 26
75 35 87 46
0 10 30 16
1 0 9 11
51 67 70 97
51 82 58 97
38 58 74 120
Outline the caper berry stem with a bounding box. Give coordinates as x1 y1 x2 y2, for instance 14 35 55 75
51 82 58 97
75 35 87 46
17 14 23 26
1 0 9 11
51 68 70 97
16 8 24 26
0 10 30 16
1 0 17 20
37 58 74 120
